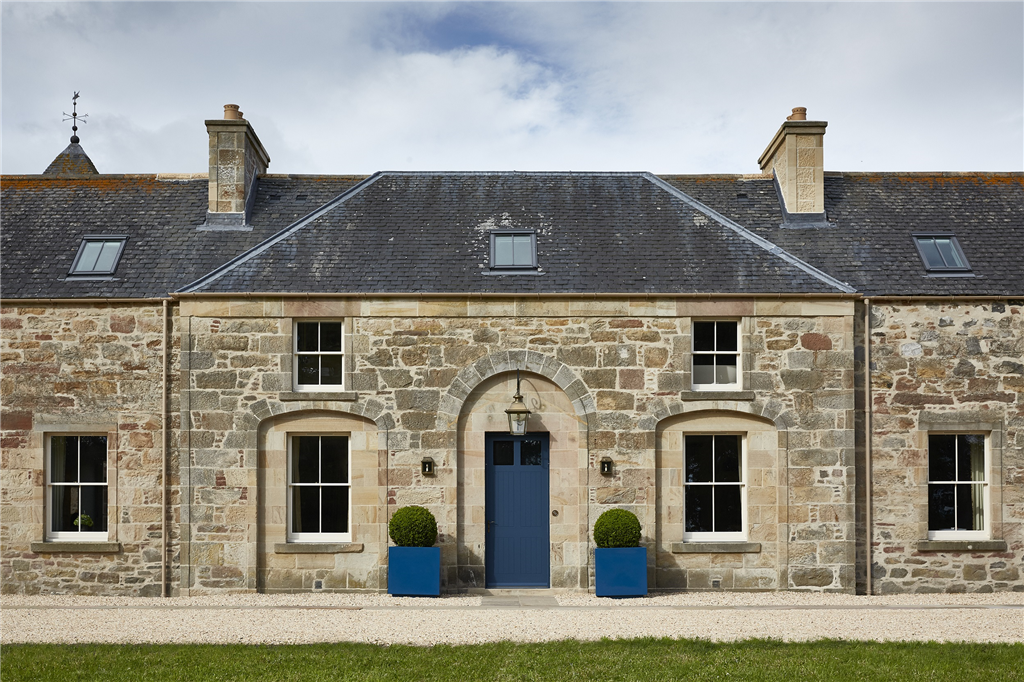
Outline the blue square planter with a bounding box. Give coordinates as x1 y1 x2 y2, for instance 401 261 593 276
387 546 441 596
595 547 647 597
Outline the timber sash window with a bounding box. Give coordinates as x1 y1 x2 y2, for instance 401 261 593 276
47 435 108 541
294 321 344 390
692 321 740 389
928 434 987 540
683 434 745 540
288 435 351 542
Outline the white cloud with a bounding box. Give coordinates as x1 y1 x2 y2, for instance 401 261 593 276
3 2 1021 175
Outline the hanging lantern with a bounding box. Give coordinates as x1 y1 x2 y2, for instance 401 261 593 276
505 370 531 436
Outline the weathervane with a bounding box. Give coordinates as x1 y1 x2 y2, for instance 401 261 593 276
62 92 88 144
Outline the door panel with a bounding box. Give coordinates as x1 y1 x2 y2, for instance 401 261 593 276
485 433 550 587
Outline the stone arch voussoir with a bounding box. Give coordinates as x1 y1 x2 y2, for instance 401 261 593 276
438 350 593 430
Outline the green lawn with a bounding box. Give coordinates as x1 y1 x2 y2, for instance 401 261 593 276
3 639 1022 681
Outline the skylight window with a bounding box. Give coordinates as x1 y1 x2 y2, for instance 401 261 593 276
913 235 971 273
70 237 127 276
490 232 537 269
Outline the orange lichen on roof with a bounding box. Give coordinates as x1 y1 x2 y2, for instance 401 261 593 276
1 174 198 193
842 172 1024 188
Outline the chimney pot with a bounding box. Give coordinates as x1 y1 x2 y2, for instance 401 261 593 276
787 107 807 121
223 104 242 120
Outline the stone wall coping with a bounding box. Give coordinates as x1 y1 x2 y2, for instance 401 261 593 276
679 391 756 402
916 540 1007 552
273 543 364 554
278 391 358 402
30 542 123 554
670 542 761 554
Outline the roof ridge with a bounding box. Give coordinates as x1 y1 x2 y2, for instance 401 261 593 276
177 172 385 293
642 172 857 294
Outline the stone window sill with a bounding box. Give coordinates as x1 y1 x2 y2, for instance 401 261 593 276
917 540 1006 552
30 541 122 554
279 391 358 402
274 543 364 554
680 391 755 402
671 542 761 554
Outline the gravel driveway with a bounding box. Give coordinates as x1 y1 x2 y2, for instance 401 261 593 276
3 592 1022 646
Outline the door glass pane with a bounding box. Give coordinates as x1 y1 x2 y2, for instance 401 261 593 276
79 436 107 483
693 322 715 352
320 355 343 385
513 236 532 266
520 439 542 466
934 239 962 267
685 485 712 533
685 435 713 482
51 436 78 483
493 441 514 466
52 486 78 532
928 483 955 530
293 437 320 483
494 236 513 265
79 485 108 532
692 356 715 384
320 323 342 352
714 485 742 532
320 436 348 483
716 355 738 384
714 435 741 482
928 435 956 481
321 486 349 534
297 355 320 385
716 322 738 352
296 322 319 352
293 486 320 534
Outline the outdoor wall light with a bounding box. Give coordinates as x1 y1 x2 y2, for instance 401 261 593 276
600 457 614 475
505 370 532 436
421 457 435 476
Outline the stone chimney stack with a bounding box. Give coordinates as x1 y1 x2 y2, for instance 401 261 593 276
757 107 827 217
203 104 271 229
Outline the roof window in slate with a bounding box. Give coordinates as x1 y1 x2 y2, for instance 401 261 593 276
490 231 537 271
69 237 127 276
913 235 972 274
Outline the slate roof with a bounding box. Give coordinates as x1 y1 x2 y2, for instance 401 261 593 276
662 173 1024 297
43 143 99 176
0 174 364 299
3 166 1021 300
181 172 848 295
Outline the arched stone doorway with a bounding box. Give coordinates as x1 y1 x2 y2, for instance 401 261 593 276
455 372 588 590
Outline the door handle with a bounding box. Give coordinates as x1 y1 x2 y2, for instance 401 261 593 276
487 520 494 533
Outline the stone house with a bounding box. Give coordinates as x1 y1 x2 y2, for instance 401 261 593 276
1 106 1021 596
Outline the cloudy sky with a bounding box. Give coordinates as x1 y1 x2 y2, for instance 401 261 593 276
3 2 1022 175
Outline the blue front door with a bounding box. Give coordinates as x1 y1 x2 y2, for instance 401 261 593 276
485 433 550 588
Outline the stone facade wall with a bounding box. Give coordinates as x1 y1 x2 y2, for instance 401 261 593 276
172 296 857 594
869 301 1024 593
0 303 174 595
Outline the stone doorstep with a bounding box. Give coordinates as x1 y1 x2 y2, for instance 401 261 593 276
916 540 1008 552
29 542 123 554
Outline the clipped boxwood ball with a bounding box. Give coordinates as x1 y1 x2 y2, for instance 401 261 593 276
593 508 641 548
389 505 438 547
